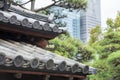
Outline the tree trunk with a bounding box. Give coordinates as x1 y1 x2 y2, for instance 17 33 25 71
31 0 35 11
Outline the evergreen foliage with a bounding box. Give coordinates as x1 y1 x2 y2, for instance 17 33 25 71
48 32 94 62
89 12 120 80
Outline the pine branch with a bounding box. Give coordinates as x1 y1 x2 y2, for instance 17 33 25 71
20 0 31 5
34 1 60 12
12 1 30 10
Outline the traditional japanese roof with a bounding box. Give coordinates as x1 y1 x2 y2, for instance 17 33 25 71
0 1 64 40
0 39 95 78
0 1 96 79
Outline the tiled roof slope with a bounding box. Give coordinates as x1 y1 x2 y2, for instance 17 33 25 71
0 1 64 39
8 5 54 22
0 39 96 76
0 1 96 79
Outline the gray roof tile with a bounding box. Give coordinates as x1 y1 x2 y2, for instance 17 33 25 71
0 39 91 75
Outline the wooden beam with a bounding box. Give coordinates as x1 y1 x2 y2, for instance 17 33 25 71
69 77 74 80
0 22 59 39
0 69 86 79
45 75 50 80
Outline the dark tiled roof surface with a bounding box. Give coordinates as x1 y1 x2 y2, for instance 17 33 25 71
0 39 92 75
8 5 53 22
0 1 96 77
0 3 64 39
0 9 63 33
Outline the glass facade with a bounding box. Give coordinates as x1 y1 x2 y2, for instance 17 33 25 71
80 0 101 43
50 0 101 43
50 6 81 39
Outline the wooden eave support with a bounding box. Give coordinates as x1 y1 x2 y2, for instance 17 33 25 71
69 77 74 80
45 75 50 80
0 69 86 79
0 22 60 40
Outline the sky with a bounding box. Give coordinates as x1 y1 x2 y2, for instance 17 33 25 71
101 0 120 28
24 0 120 28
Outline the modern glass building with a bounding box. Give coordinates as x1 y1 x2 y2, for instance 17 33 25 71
50 7 81 39
80 0 101 43
63 11 81 39
50 0 101 43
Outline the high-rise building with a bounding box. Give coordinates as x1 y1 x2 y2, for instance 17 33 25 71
62 11 81 39
50 0 101 43
80 0 101 43
50 7 81 39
